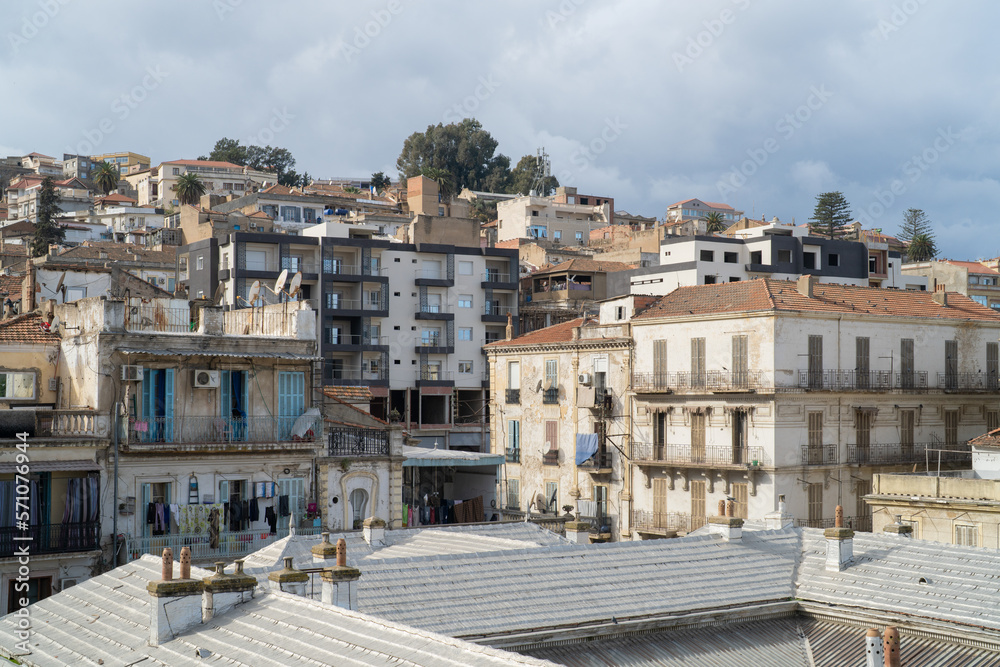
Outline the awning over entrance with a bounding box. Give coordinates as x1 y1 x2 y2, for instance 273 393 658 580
402 445 503 468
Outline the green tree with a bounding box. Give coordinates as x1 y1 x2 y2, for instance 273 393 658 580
702 211 727 233
94 161 120 196
31 177 64 257
469 198 499 225
808 191 853 239
370 171 391 194
906 233 936 262
199 137 247 165
342 185 362 195
175 172 207 205
507 154 559 196
897 208 937 260
419 167 456 200
396 119 511 194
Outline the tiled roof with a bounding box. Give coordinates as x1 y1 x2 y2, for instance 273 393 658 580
533 258 636 275
1 220 36 234
0 243 27 255
495 239 520 249
941 259 1000 275
261 183 295 195
248 210 272 219
0 313 59 343
485 318 583 348
634 278 1000 322
322 385 373 402
668 198 735 210
0 274 24 298
56 241 176 264
96 193 137 204
26 152 54 158
968 427 1000 448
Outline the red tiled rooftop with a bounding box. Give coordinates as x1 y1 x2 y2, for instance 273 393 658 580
633 278 1000 322
0 313 59 344
940 260 1000 275
322 386 373 403
484 318 584 348
533 258 636 275
668 198 735 211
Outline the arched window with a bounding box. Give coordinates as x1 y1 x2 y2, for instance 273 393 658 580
349 488 368 529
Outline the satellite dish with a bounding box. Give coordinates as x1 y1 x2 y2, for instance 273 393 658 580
247 280 261 305
55 272 66 296
212 283 225 306
274 269 289 294
49 315 60 332
535 379 543 393
545 377 556 391
288 272 302 298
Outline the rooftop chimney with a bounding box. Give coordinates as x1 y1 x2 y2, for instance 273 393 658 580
362 516 386 547
202 558 257 622
824 505 854 572
708 498 743 541
865 628 883 667
268 556 309 596
883 626 900 667
311 531 339 565
882 514 913 538
932 284 948 306
321 538 361 610
764 494 794 530
797 274 817 298
147 547 204 646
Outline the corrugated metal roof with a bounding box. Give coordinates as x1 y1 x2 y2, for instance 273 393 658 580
118 346 319 360
403 444 504 467
0 459 99 473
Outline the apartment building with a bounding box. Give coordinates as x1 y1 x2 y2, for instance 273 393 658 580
91 151 151 176
125 159 274 208
5 175 93 224
903 260 1000 310
628 277 1000 537
18 153 62 178
665 198 742 225
496 186 613 245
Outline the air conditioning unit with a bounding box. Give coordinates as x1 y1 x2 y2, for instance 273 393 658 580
121 365 144 381
157 277 166 285
193 370 220 388
59 578 78 590
578 373 592 386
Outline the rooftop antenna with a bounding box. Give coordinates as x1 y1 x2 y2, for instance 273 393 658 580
211 282 225 306
529 147 551 197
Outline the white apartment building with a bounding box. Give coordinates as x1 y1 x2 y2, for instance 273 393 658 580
665 198 742 224
496 187 612 246
125 160 274 208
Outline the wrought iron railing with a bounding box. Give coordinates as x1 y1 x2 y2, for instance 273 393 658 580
328 426 389 457
542 388 559 404
847 441 970 465
936 372 1000 391
632 370 768 392
505 447 520 463
125 525 323 563
632 510 695 534
506 389 520 404
578 449 612 470
795 515 872 532
797 369 928 390
801 444 838 465
128 415 319 445
631 443 768 468
0 522 100 557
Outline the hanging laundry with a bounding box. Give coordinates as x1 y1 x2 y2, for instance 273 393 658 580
249 498 259 522
278 495 290 517
264 506 277 534
208 508 220 549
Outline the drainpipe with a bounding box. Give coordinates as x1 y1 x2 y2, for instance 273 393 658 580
112 388 120 567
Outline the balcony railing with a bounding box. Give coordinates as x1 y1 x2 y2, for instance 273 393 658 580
505 447 520 463
327 298 384 312
578 449 612 471
127 415 319 445
484 304 516 317
631 443 768 468
800 444 838 465
506 389 520 404
632 370 768 392
795 515 872 532
324 261 384 277
125 305 191 333
416 369 453 382
797 369 928 390
125 525 324 564
847 441 970 465
328 426 389 457
0 522 101 557
482 271 512 282
327 365 387 383
542 388 559 404
936 372 1000 391
328 334 388 346
632 509 695 534
414 268 449 280
224 309 299 336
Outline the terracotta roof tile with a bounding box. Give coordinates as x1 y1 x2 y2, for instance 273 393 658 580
533 258 636 275
941 260 1000 275
495 239 521 249
634 278 1000 323
668 198 735 210
322 386 373 403
0 313 59 344
969 428 1000 448
484 318 584 348
0 274 23 298
56 242 175 264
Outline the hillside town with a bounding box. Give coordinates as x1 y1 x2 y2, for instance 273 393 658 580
4 147 1000 664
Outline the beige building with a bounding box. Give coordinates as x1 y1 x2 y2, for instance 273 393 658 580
125 159 274 208
665 198 742 225
496 186 612 246
902 259 1000 310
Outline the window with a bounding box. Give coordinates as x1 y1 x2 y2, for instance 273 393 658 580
691 412 706 461
64 286 86 302
955 523 978 547
349 488 368 529
421 328 441 346
690 480 706 529
703 275 717 284
277 371 305 439
507 420 520 459
196 255 204 271
856 336 870 389
808 483 823 524
545 420 558 455
458 294 472 308
458 261 473 275
724 252 738 263
750 250 762 264
425 293 441 313
245 250 267 271
575 231 583 242
945 410 959 446
733 483 748 519
544 481 559 513
988 409 1000 433
545 359 558 389
900 338 915 388
279 477 307 520
808 335 823 389
803 252 817 270
945 339 958 389
652 478 668 527
506 478 520 509
368 290 381 309
828 253 840 267
700 250 715 262
172 167 179 175
855 479 872 528
458 361 473 374
554 230 562 240
653 411 667 459
508 361 520 390
732 335 748 388
691 338 706 387
807 412 823 463
901 410 915 456
729 276 741 282
458 327 473 341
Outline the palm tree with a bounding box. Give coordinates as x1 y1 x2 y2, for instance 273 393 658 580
342 185 362 195
906 233 936 262
94 161 120 196
174 172 207 205
702 211 727 234
420 167 455 200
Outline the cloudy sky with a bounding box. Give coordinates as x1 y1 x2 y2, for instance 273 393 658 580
3 1 997 258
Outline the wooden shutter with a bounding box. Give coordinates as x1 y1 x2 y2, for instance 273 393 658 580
733 483 748 519
945 410 958 446
653 478 668 528
545 420 558 452
989 343 999 389
808 335 823 388
807 411 823 464
691 413 706 461
732 335 748 387
900 338 914 388
690 480 706 528
856 337 870 389
808 483 823 524
653 339 668 388
691 338 706 387
945 340 958 388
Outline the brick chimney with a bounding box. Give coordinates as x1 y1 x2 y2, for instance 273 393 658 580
797 274 816 298
764 494 794 530
708 498 743 541
883 626 900 667
362 516 386 547
146 547 203 646
824 505 854 572
932 283 948 306
882 514 913 538
202 558 257 622
864 628 883 667
268 556 309 596
321 538 361 610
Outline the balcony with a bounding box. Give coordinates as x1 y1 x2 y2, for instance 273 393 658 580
795 515 872 532
414 268 454 287
505 447 520 463
936 372 1000 391
797 369 928 391
416 368 454 387
632 370 768 393
328 426 390 457
800 444 838 465
847 442 970 466
327 334 389 351
483 303 515 323
632 443 767 469
125 304 191 333
481 271 518 290
327 365 387 386
324 261 386 281
577 449 612 473
126 415 320 452
415 338 453 355
125 525 323 565
542 387 559 404
223 309 308 337
505 389 520 404
416 304 454 321
0 522 100 558
633 509 695 536
326 298 388 317
244 260 321 275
